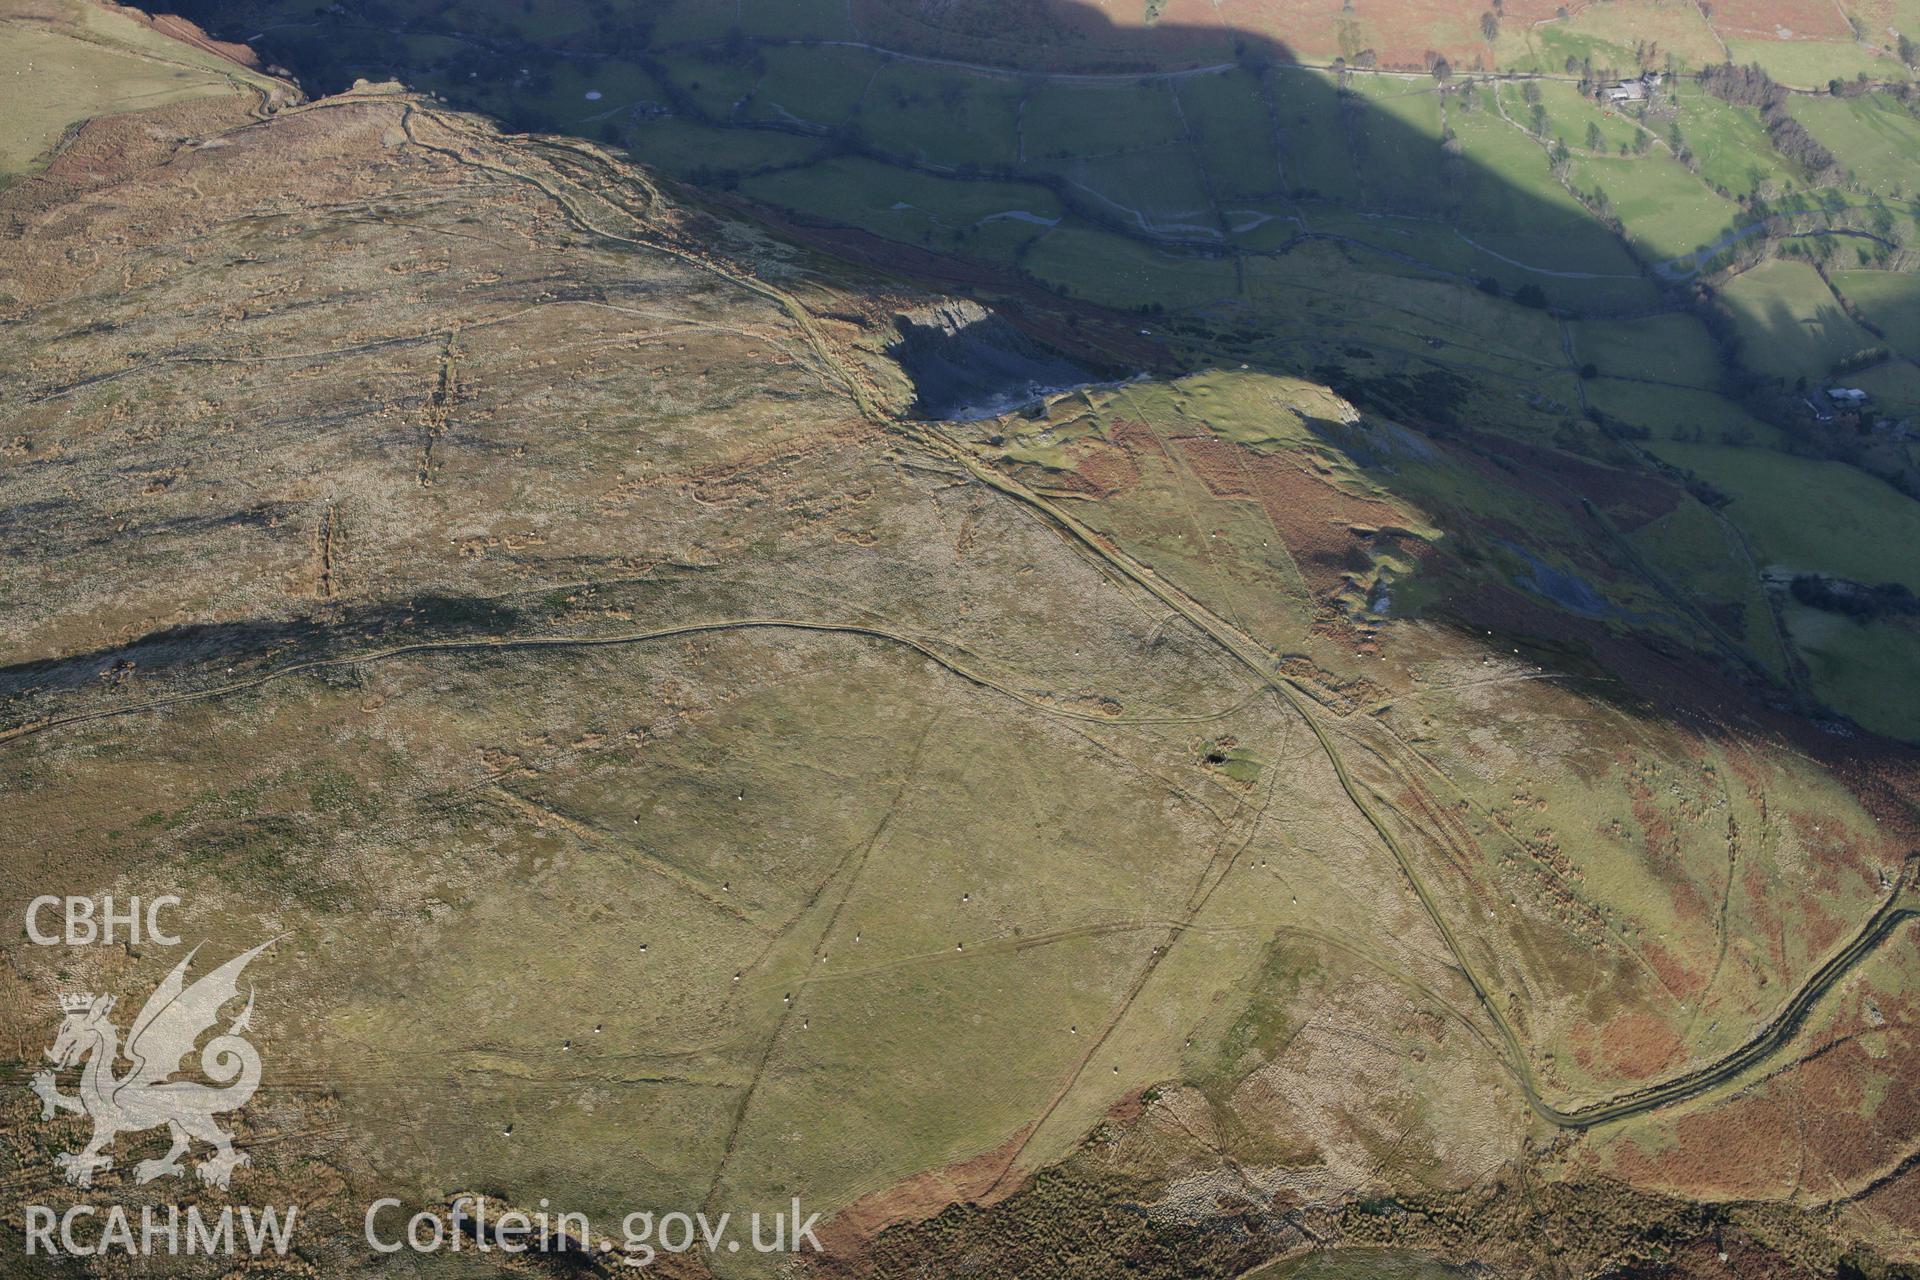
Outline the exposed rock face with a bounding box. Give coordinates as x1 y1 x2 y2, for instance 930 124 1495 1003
891 300 1097 420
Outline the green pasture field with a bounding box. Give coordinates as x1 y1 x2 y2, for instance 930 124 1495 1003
745 44 877 128
541 60 662 122
366 30 467 84
1345 75 1447 211
1784 603 1920 739
439 0 595 40
626 116 826 178
740 158 1062 259
1720 258 1881 382
1723 37 1909 87
652 48 764 121
1294 204 1654 311
1021 78 1188 159
1588 381 1788 444
1242 240 1394 326
1461 224 1650 280
1349 266 1569 364
1224 201 1305 249
1495 79 1546 133
1786 92 1920 195
1567 152 1740 261
1285 210 1477 275
1454 232 1658 311
1271 68 1363 204
1538 82 1647 157
1884 0 1920 42
1647 441 1920 589
1068 144 1218 235
1570 314 1723 386
648 1 740 45
1445 106 1598 232
1844 357 1920 415
1178 68 1284 202
1832 269 1920 356
736 0 856 40
1583 0 1729 66
860 63 1025 168
1626 497 1793 677
1026 223 1241 309
1667 83 1791 196
1238 251 1574 383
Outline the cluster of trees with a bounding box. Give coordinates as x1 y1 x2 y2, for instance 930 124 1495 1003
1766 113 1837 174
1517 78 1547 134
1475 277 1549 308
1789 575 1920 619
1698 61 1786 110
1479 0 1505 41
1699 62 1836 174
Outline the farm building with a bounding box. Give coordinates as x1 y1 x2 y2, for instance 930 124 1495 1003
1827 387 1870 407
1608 74 1662 104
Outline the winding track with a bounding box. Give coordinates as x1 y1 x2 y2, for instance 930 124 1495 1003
1543 876 1919 1126
0 617 1258 747
6 592 1909 1131
7 99 1914 1136
905 411 1920 1131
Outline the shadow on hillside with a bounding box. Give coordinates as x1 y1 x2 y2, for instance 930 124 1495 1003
161 0 1693 293
136 0 1919 752
0 594 527 702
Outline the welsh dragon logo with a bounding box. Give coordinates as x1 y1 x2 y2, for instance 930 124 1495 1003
31 940 274 1190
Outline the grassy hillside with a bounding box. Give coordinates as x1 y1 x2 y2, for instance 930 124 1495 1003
1721 258 1882 382
0 0 286 180
234 4 1917 751
7 4 1920 1277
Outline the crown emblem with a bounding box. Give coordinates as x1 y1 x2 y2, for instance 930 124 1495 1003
32 941 273 1192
